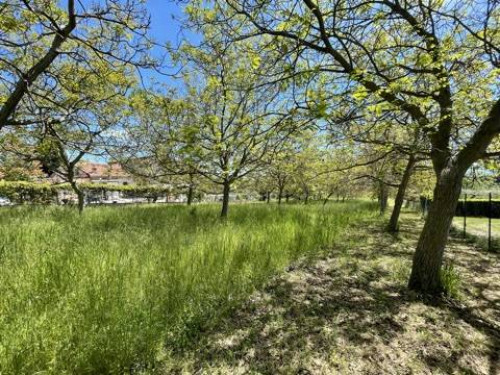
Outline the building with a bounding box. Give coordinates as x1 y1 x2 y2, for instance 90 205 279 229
74 161 134 185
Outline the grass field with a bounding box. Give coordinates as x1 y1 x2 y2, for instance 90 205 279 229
163 214 500 374
452 216 500 252
452 216 500 238
0 202 376 374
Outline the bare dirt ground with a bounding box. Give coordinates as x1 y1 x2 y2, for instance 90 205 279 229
163 214 500 375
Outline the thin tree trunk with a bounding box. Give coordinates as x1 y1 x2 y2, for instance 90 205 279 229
378 181 388 215
220 180 230 218
388 154 416 232
323 192 333 206
70 181 84 214
187 184 194 206
277 178 286 205
408 167 463 294
186 173 195 205
266 191 271 203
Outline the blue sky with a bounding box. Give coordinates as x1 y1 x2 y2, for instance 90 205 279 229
146 0 185 49
139 1 198 88
86 1 191 162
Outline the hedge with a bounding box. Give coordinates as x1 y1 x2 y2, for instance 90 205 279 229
456 200 500 218
0 181 171 204
420 196 500 218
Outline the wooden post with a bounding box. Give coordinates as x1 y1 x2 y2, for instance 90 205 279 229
488 192 492 251
463 193 467 238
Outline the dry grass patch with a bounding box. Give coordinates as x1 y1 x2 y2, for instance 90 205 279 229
162 214 500 375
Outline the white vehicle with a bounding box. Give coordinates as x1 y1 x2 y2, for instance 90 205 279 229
0 197 13 206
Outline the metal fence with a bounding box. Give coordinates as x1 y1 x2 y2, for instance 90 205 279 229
460 192 497 251
420 191 500 252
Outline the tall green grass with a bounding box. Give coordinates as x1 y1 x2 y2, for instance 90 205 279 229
0 202 375 373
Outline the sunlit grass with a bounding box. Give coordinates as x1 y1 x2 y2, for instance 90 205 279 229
0 201 376 373
452 216 500 238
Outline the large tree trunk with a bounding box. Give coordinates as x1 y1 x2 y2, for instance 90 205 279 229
408 99 500 295
220 180 230 218
408 167 464 294
278 186 283 205
388 154 416 232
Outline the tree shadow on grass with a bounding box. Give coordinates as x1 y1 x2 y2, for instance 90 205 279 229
170 262 410 374
442 233 500 375
440 301 500 375
165 216 500 374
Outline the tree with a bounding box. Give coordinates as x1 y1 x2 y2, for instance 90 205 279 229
268 145 297 204
117 87 217 207
289 132 326 203
174 34 308 217
327 97 429 231
0 140 42 181
200 0 500 294
0 0 152 130
2 58 132 213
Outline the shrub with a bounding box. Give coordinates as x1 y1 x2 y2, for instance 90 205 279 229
0 180 171 204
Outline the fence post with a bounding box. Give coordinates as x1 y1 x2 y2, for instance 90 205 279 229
463 193 467 238
488 192 492 251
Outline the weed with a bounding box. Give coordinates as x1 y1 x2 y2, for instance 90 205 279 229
440 262 461 299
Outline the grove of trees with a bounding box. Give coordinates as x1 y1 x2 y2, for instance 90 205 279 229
1 0 499 296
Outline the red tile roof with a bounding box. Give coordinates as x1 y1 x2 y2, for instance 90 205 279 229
76 162 129 180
